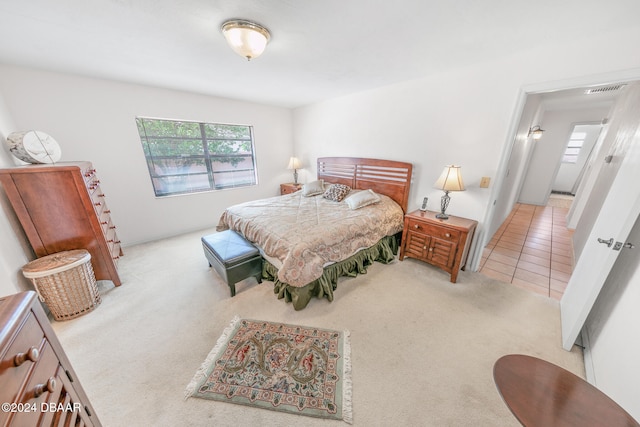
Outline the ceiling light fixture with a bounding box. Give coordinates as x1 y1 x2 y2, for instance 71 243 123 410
528 125 545 140
221 19 271 61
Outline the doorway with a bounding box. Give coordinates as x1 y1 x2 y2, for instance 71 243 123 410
476 79 631 299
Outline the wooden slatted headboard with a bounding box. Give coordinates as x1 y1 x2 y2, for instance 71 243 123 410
317 157 413 213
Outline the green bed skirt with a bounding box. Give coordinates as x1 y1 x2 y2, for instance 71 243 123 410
262 234 400 310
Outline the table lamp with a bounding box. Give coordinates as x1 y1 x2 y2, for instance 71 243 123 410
433 165 465 219
287 157 302 184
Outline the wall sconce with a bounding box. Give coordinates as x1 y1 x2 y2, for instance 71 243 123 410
287 157 302 184
433 165 466 220
221 19 271 61
528 125 545 140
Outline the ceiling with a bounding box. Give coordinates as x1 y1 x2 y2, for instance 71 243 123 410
1 0 639 108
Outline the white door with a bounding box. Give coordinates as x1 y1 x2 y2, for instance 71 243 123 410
561 83 640 350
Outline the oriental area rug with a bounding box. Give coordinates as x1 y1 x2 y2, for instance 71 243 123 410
185 316 353 424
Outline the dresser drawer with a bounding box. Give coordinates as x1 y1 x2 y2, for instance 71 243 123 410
0 314 44 408
11 340 59 426
405 218 460 242
0 292 102 427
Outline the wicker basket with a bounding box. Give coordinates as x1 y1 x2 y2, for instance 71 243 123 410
22 249 102 321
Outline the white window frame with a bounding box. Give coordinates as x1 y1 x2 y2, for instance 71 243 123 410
561 127 587 164
135 117 258 197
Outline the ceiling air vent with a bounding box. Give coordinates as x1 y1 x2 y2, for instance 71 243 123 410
585 84 626 94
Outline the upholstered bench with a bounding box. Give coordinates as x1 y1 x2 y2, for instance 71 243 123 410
201 230 263 297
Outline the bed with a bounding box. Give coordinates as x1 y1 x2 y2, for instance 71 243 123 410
216 157 413 310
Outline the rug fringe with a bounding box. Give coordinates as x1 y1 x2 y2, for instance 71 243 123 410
184 315 241 400
342 329 353 424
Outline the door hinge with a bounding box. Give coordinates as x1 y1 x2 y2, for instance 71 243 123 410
597 237 613 247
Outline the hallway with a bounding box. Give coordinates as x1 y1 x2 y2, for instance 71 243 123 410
479 203 574 300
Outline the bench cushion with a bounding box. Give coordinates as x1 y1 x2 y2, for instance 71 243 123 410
202 230 263 297
202 230 260 267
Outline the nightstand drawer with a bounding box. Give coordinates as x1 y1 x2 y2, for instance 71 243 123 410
406 219 460 242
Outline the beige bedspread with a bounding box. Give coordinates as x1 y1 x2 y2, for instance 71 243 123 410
216 190 404 288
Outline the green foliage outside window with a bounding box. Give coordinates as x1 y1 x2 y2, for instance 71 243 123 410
135 117 257 197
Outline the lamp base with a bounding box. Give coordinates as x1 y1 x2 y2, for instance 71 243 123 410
437 191 451 220
293 169 298 184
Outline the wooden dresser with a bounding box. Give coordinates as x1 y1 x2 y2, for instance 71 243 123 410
0 291 101 426
399 209 477 283
0 162 122 287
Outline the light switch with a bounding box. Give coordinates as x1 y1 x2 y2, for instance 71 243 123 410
480 177 491 188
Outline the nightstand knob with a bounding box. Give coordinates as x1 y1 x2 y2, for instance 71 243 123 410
414 224 420 229
429 248 433 252
445 233 451 238
423 246 427 250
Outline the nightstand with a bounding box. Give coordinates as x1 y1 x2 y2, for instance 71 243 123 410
280 182 303 195
399 210 477 283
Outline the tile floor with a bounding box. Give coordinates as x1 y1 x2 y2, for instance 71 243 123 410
479 203 574 300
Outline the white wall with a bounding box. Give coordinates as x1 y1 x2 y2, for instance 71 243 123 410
0 94 35 297
0 65 293 248
519 107 610 205
486 93 542 243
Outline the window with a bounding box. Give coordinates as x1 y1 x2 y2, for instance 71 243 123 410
135 117 257 197
561 129 586 164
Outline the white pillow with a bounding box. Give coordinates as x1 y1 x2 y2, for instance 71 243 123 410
302 180 324 196
345 189 381 209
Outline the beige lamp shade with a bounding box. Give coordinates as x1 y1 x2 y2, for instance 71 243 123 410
434 165 466 192
287 157 302 170
433 165 465 219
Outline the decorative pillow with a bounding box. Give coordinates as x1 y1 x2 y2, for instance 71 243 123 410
345 189 381 210
302 180 324 197
322 183 351 202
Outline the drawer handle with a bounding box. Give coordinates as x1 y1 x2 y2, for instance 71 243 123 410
429 248 433 252
34 377 56 398
414 224 420 229
94 202 102 207
445 233 451 238
109 225 117 229
14 347 39 366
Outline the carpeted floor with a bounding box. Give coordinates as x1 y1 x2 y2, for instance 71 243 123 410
51 228 585 426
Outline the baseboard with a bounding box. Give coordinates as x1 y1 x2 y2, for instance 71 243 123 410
581 328 596 384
